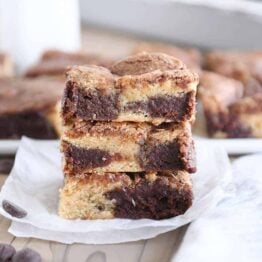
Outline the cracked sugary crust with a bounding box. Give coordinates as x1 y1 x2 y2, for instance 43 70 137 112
67 53 199 88
199 71 262 138
25 50 113 77
132 42 202 72
59 171 193 220
111 52 185 76
63 121 151 139
66 65 115 90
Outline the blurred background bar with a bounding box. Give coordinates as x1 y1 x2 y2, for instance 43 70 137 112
80 0 262 50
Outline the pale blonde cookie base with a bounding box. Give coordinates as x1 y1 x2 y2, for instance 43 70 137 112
59 174 123 219
63 122 189 151
118 81 197 103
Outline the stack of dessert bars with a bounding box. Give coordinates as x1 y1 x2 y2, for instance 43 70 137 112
59 53 199 220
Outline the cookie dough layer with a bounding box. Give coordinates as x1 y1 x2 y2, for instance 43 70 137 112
62 122 196 173
199 71 262 138
62 53 198 125
59 171 193 220
0 78 64 139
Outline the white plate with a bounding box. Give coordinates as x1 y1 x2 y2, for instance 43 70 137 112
194 137 262 155
0 140 20 155
0 139 59 155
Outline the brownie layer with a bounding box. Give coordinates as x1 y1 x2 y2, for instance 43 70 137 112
62 53 198 125
62 122 196 173
63 80 196 124
59 171 193 220
0 111 57 139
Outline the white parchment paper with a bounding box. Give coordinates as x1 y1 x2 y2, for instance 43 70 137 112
174 153 262 262
0 137 231 244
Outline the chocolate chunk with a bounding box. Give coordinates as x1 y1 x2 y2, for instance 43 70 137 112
2 200 27 218
106 178 193 219
139 140 196 172
148 92 194 120
0 111 57 139
64 143 112 171
75 88 119 121
12 248 41 262
62 81 119 122
0 244 16 261
124 92 195 121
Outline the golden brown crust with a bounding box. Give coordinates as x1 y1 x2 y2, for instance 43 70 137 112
65 53 199 91
65 65 115 91
132 42 202 71
65 170 191 188
111 52 185 76
63 121 189 141
116 68 198 89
